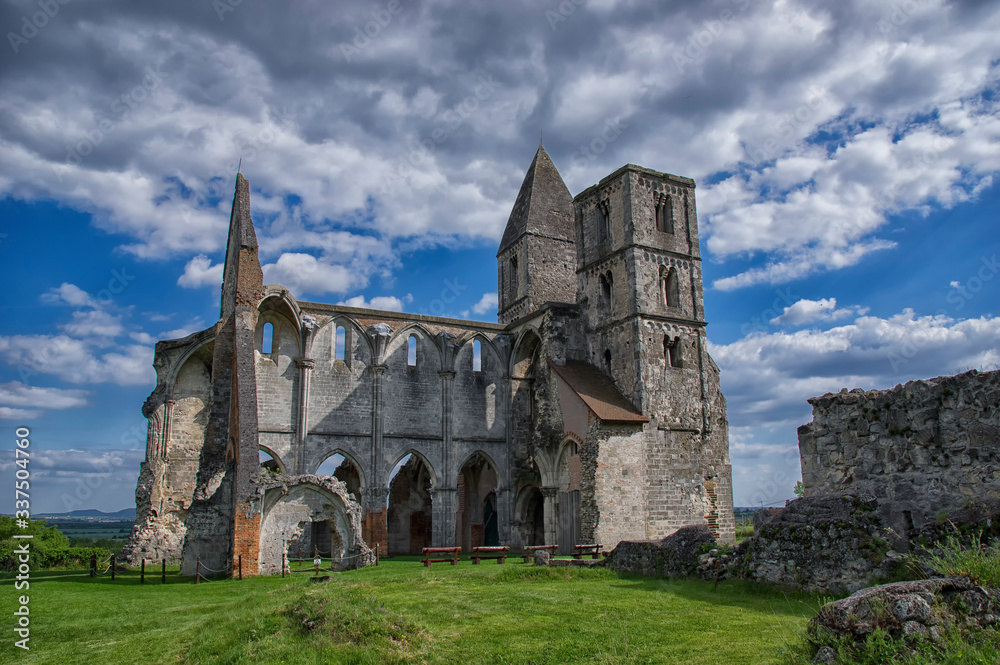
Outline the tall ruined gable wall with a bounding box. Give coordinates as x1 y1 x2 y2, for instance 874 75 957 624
799 369 1000 531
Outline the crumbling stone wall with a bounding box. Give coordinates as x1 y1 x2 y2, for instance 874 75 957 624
737 495 893 595
256 475 372 574
799 369 1000 538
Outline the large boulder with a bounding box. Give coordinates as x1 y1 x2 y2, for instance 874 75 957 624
809 577 1000 647
603 524 715 578
737 494 892 594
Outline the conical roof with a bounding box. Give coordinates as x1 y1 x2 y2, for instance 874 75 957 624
497 145 574 255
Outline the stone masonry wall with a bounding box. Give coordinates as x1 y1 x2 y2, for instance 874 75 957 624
799 369 1000 537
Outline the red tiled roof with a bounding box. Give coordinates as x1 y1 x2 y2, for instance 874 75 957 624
548 360 648 424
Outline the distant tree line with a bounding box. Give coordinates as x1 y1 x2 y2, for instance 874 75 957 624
0 517 124 570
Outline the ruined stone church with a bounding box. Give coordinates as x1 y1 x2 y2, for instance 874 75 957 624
125 146 735 575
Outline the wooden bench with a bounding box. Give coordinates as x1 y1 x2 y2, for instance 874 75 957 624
470 546 509 564
421 547 460 567
572 543 604 560
521 545 558 563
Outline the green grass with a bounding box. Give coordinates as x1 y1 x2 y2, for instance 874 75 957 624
1 557 823 664
922 535 1000 587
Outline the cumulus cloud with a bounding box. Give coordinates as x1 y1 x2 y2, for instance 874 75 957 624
0 407 41 420
770 297 868 326
60 310 125 339
0 382 90 411
713 309 1000 433
338 294 412 312
0 335 154 386
262 253 359 296
462 292 498 318
178 254 224 288
0 0 993 294
41 283 101 308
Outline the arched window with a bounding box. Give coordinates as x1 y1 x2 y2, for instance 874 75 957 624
472 339 482 372
334 325 346 361
599 274 612 312
664 335 683 368
603 349 612 375
597 200 610 242
509 256 519 298
605 271 613 310
656 194 675 234
407 335 417 367
261 322 274 354
663 267 680 309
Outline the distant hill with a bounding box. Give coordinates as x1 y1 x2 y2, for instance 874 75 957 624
35 508 136 519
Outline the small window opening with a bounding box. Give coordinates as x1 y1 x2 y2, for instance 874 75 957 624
509 256 519 298
597 201 610 242
664 267 680 309
407 335 417 367
599 274 612 312
472 339 482 372
603 349 612 375
656 195 675 234
665 335 683 368
262 322 274 354
335 325 346 361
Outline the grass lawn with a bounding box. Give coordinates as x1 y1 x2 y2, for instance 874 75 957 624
0 557 822 664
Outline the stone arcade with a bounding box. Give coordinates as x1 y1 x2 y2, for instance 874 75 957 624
125 146 735 576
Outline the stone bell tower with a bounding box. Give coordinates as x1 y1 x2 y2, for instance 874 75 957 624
497 144 577 324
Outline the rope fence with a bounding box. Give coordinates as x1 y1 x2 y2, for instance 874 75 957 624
76 542 382 583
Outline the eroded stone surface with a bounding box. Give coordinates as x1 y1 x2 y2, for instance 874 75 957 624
736 495 892 594
810 577 1000 645
799 369 1000 545
603 524 716 578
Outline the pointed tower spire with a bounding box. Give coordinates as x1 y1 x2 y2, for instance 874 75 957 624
498 144 574 253
220 173 263 319
497 145 577 323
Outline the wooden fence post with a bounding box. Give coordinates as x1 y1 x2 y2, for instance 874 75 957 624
162 559 166 584
195 557 200 584
110 553 116 582
375 543 379 566
238 555 242 581
90 554 97 577
141 559 145 584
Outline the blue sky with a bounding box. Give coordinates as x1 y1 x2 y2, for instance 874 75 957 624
1 0 998 513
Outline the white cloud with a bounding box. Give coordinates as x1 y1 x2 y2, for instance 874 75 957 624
41 283 100 308
129 332 157 345
0 0 995 296
178 254 224 288
0 382 90 410
713 309 1000 432
338 295 411 312
0 407 41 420
770 298 868 326
160 320 208 340
60 310 125 338
0 335 154 386
462 292 498 318
262 253 359 296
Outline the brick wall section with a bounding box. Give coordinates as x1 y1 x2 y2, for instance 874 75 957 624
233 512 261 577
